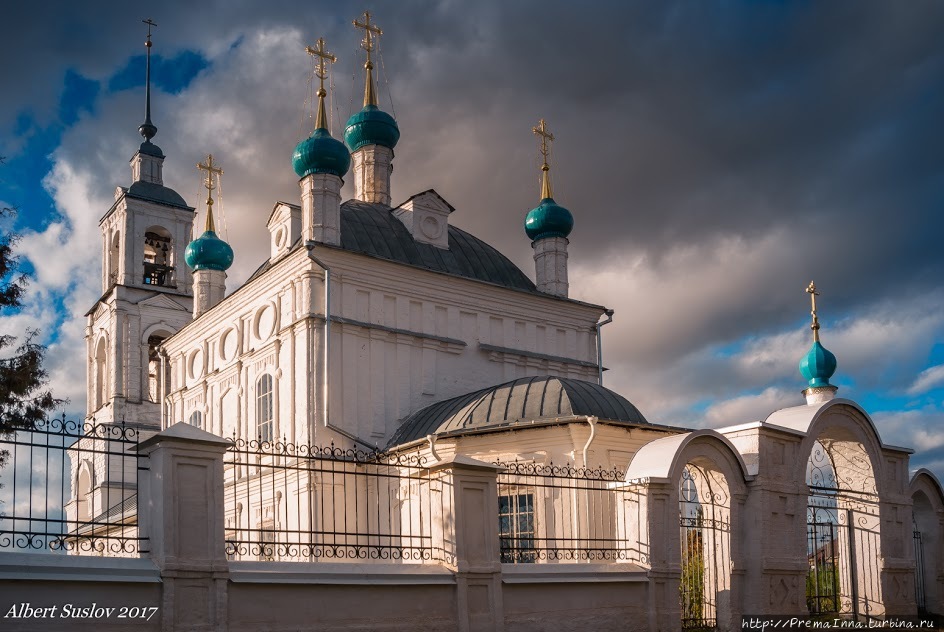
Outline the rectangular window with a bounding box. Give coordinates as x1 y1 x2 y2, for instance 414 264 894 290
256 374 273 442
499 489 535 563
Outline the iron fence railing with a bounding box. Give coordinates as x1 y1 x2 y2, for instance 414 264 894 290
223 438 454 564
494 460 635 563
0 416 150 555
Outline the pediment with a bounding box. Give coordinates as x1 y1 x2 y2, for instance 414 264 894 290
137 293 190 312
400 189 455 214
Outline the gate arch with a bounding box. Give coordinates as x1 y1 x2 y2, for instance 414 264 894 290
791 404 885 619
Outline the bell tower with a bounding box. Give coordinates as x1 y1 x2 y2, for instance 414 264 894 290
87 19 195 427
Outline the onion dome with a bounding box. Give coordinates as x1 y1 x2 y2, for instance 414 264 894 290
525 198 574 241
185 230 233 272
344 105 400 152
798 281 837 389
293 128 351 179
799 341 837 389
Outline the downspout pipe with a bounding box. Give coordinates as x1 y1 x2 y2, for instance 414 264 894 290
306 242 378 451
581 415 598 468
595 309 614 386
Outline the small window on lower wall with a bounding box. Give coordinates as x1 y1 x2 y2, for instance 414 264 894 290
188 410 203 429
499 488 535 563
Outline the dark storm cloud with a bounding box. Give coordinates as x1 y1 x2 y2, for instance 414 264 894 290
5 2 943 444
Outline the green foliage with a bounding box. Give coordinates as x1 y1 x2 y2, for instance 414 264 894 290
680 516 707 628
806 563 839 613
0 204 64 468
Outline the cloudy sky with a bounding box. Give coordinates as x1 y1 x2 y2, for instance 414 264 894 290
2 1 943 477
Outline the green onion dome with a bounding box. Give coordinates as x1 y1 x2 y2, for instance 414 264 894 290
344 104 400 152
292 128 351 179
524 198 574 241
185 230 234 272
799 341 837 389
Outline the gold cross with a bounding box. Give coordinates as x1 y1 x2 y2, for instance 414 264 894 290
353 11 383 57
532 119 554 169
197 154 224 232
806 281 821 342
532 119 555 199
305 37 336 84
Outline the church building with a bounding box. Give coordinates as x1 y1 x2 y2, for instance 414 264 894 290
73 13 943 628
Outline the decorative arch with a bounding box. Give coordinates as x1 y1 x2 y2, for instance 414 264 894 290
780 401 886 618
909 470 944 615
626 430 749 631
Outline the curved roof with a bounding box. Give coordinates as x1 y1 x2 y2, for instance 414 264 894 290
388 375 649 447
126 180 191 210
339 201 536 292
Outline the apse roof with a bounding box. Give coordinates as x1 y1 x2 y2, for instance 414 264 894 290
388 375 654 448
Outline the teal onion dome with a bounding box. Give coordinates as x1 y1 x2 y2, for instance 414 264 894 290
799 341 837 389
344 104 400 152
185 231 234 272
525 198 574 241
292 128 351 179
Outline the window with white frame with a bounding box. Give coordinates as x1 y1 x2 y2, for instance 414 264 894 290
256 374 273 443
498 487 536 563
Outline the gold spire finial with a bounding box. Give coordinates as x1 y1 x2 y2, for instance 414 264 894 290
196 154 224 233
305 37 337 131
806 281 821 342
532 119 555 200
353 11 383 107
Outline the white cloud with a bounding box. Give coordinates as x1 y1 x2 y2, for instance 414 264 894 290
703 387 797 428
907 364 944 396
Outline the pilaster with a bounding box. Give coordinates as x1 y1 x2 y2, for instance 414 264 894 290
136 423 231 632
430 455 504 632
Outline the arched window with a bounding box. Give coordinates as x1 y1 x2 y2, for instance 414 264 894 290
93 337 107 410
107 231 120 287
143 226 174 287
76 464 92 522
256 374 273 443
146 334 168 403
188 410 203 429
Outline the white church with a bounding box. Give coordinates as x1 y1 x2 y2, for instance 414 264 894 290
68 13 943 631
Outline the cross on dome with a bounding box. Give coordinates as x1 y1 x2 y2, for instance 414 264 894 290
532 118 555 200
353 11 383 107
197 154 223 232
305 37 337 132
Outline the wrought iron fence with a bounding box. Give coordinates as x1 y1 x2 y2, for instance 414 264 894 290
0 416 150 555
679 465 730 630
914 528 926 614
494 460 634 563
223 438 454 564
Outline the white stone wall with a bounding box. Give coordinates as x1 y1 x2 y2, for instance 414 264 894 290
162 244 605 447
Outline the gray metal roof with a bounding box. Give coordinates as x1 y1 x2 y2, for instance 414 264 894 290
126 181 192 210
338 201 536 292
388 376 650 447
